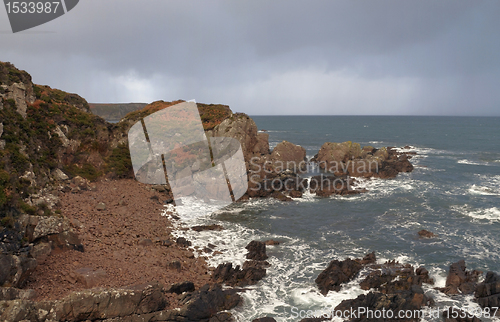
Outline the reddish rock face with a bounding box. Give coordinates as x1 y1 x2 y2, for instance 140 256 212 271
270 140 307 171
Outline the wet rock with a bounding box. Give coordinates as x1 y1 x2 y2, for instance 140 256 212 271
253 318 277 322
176 284 242 321
212 261 267 287
315 253 376 296
264 239 280 246
191 224 224 232
315 257 363 295
335 285 433 322
441 260 482 295
359 261 434 292
246 240 268 261
418 229 437 238
167 281 195 294
475 271 500 309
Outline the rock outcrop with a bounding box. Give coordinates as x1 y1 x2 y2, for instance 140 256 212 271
438 260 482 295
315 252 376 295
212 240 270 287
475 271 500 309
311 142 414 179
315 253 435 321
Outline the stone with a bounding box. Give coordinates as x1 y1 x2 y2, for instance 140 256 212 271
0 287 36 301
29 215 71 240
0 253 37 287
168 260 182 271
442 260 482 295
96 202 106 211
0 122 3 138
138 238 153 247
418 229 437 238
212 261 267 287
167 281 195 294
191 224 224 232
315 257 363 295
475 271 500 309
74 267 108 288
176 284 241 321
52 169 69 181
264 239 280 246
246 240 268 261
176 237 192 247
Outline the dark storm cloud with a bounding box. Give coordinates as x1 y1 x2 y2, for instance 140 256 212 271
0 0 499 115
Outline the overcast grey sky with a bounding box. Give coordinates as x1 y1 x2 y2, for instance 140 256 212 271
1 1 499 115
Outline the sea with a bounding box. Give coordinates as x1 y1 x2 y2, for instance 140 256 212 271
168 116 500 321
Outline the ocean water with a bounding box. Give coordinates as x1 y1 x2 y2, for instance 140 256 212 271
169 116 500 321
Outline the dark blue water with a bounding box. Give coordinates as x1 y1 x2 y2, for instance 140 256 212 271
174 116 500 321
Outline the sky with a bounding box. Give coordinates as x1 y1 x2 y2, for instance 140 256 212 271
1 0 499 116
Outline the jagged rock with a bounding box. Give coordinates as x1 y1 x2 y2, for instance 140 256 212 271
246 240 268 261
316 258 363 295
212 261 267 287
335 285 433 322
167 281 195 294
0 253 37 287
0 287 36 301
191 224 224 232
440 260 482 295
270 140 307 172
26 215 70 241
176 284 242 321
316 252 377 295
359 261 434 292
29 242 52 261
418 229 436 238
475 271 500 309
52 169 69 181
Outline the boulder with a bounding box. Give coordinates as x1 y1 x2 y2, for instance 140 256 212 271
315 258 363 295
74 267 108 288
167 281 195 294
475 271 500 309
176 284 242 321
418 229 437 238
246 240 268 261
253 318 277 322
0 287 36 301
441 260 482 295
0 253 37 288
212 261 267 287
